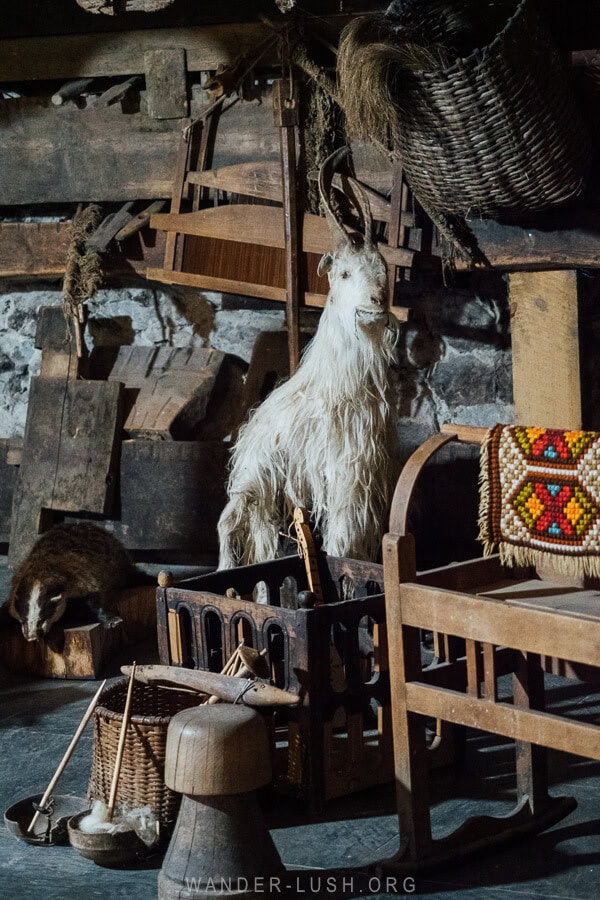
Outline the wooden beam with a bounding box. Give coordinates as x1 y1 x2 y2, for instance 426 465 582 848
0 221 165 279
146 268 288 303
150 207 414 266
509 271 581 429
89 75 141 107
146 267 411 322
0 101 182 204
0 90 392 207
51 78 95 106
406 682 600 760
0 24 271 81
400 584 599 668
432 216 600 271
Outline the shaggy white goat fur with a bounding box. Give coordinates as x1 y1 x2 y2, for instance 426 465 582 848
218 157 400 568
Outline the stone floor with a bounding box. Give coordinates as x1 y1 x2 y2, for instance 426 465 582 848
0 561 599 899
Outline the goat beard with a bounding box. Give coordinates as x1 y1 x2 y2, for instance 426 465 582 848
217 305 400 569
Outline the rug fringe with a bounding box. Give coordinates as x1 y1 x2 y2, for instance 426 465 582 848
498 543 600 579
478 426 494 557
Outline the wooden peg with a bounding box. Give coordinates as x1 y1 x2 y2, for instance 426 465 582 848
28 680 107 834
107 662 136 822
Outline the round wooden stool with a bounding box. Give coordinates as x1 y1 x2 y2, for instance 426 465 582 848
158 705 284 900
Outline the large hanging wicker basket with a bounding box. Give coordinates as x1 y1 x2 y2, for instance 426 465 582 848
88 680 199 830
340 0 592 220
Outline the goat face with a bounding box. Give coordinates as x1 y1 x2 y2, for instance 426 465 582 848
318 239 389 334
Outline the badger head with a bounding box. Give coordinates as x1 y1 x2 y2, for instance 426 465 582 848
9 579 67 642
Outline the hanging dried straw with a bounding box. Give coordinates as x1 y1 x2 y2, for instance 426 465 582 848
63 204 103 356
337 14 450 155
63 204 103 315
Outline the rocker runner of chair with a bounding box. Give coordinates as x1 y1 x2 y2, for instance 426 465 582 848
382 423 600 872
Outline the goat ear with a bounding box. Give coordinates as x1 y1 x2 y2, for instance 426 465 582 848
317 253 334 277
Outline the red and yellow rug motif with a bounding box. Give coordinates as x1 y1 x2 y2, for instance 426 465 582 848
479 425 600 575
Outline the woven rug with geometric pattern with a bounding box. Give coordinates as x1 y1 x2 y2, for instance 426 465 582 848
479 424 600 577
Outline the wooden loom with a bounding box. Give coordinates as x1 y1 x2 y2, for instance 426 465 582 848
148 81 413 371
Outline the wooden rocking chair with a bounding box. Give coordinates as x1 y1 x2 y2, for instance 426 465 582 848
382 424 600 872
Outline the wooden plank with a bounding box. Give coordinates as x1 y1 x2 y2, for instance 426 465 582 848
108 346 224 438
35 306 80 380
9 378 123 568
400 583 600 668
87 439 228 559
0 223 72 277
146 267 288 302
509 271 581 429
114 200 166 241
35 306 72 352
49 380 123 512
0 442 18 543
144 48 189 119
89 75 141 108
0 221 165 279
187 163 393 221
145 266 410 322
150 206 414 266
0 24 271 81
187 162 283 202
87 202 135 252
481 578 600 621
405 682 600 761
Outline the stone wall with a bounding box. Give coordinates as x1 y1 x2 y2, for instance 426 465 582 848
0 272 513 566
0 272 512 439
0 282 287 437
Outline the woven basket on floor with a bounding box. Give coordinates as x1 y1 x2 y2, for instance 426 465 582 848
88 679 199 829
341 0 591 220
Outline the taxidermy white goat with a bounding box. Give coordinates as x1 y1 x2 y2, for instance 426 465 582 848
218 147 400 568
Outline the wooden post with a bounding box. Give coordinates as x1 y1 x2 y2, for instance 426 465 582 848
509 270 581 429
163 123 193 273
273 79 301 374
383 532 433 861
513 651 549 815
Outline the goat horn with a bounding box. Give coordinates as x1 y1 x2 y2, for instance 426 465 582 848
346 176 374 249
318 146 351 248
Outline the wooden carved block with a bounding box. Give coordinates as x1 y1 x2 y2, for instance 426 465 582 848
0 584 157 679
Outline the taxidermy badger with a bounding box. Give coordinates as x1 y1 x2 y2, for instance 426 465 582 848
8 522 135 642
